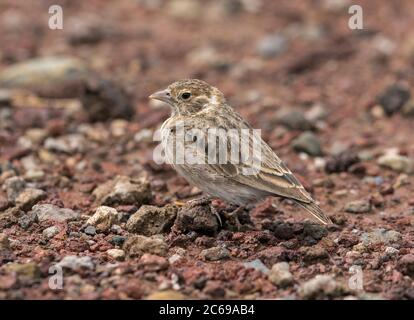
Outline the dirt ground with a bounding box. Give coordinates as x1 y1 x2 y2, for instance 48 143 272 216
0 0 413 300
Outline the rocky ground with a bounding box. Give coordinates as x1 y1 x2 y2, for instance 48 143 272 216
0 0 413 300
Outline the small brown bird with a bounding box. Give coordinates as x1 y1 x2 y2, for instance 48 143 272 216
149 79 332 225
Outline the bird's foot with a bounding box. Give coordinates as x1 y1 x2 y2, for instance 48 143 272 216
224 206 244 231
209 204 223 228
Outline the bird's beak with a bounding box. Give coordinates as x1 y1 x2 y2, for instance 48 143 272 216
149 89 172 105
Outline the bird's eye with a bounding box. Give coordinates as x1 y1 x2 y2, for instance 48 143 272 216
181 92 191 100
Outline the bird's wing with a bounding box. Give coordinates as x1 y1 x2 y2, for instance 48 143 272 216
186 108 314 204
211 139 314 204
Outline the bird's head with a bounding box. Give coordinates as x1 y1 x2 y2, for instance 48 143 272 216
149 79 225 115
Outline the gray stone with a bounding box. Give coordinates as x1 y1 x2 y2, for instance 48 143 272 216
110 235 126 246
360 228 402 246
200 246 230 261
56 255 95 271
257 34 288 58
377 84 410 116
3 176 26 201
243 259 269 274
44 134 87 154
42 226 60 239
31 204 79 222
18 212 38 229
268 262 293 287
303 222 328 240
126 204 177 236
277 109 314 131
0 56 88 93
292 131 323 156
92 175 152 206
344 200 372 214
84 225 96 236
298 275 344 299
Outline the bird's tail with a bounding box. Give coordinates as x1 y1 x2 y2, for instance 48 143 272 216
295 201 332 225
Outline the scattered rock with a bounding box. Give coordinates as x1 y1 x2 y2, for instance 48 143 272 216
377 84 411 116
305 104 329 122
44 134 87 154
0 56 88 96
243 259 269 274
42 226 60 239
80 76 134 122
298 275 344 299
186 46 230 70
268 262 294 287
258 246 288 266
134 129 153 143
146 290 186 300
256 34 288 58
175 204 219 235
86 206 118 232
200 246 230 261
56 255 95 271
272 221 295 240
0 56 134 122
18 212 38 229
3 176 26 202
301 245 329 264
382 246 399 261
397 254 414 277
168 254 182 265
165 0 201 20
277 109 314 131
325 151 360 173
106 249 125 261
344 200 372 214
303 222 328 240
0 233 10 251
65 15 110 45
123 235 167 258
126 205 178 236
84 225 96 236
30 204 79 222
292 131 323 156
377 154 414 174
360 228 402 246
110 235 126 247
3 262 41 280
402 99 414 116
92 175 152 206
15 188 46 211
139 254 169 271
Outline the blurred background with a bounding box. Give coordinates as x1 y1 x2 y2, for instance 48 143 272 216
0 0 413 300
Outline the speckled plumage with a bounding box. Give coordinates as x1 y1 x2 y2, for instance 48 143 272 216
149 79 332 225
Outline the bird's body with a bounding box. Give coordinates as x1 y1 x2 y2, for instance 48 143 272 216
150 79 332 225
